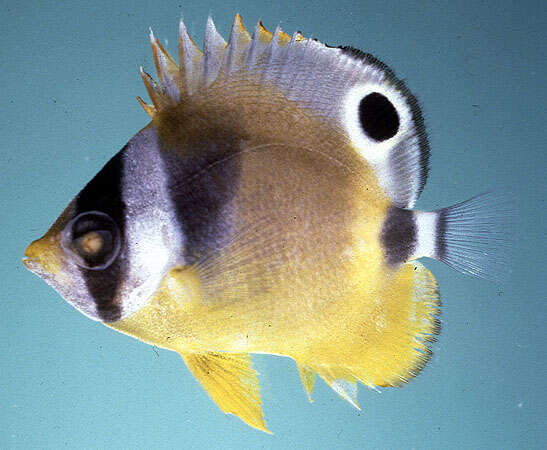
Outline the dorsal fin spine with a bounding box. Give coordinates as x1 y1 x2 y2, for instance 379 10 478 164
143 15 313 111
224 17 240 75
150 29 180 101
225 14 251 75
246 21 263 67
178 18 202 95
260 26 280 83
202 16 227 87
136 96 156 118
257 20 272 43
139 67 165 110
140 15 429 210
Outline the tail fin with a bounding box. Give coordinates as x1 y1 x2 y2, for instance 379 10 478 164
413 192 513 281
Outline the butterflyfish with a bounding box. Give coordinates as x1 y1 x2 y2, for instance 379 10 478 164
23 15 510 432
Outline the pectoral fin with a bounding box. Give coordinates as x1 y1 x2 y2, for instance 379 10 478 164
181 352 270 433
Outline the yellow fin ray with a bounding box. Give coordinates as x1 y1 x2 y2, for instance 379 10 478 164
358 261 439 388
256 20 273 44
136 96 156 118
141 15 311 111
181 352 270 433
328 380 360 410
231 13 251 42
178 17 203 94
312 365 362 409
139 67 170 111
321 261 439 389
292 261 440 406
150 30 181 101
202 16 228 87
297 363 316 402
225 14 252 75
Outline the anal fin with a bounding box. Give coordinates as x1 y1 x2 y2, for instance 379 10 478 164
298 362 363 409
297 363 316 403
293 261 440 409
314 366 362 410
181 352 270 433
329 380 360 410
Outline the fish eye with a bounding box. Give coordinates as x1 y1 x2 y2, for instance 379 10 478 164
358 92 399 142
61 211 121 270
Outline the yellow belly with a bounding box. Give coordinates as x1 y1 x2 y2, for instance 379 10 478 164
108 197 391 362
108 137 438 389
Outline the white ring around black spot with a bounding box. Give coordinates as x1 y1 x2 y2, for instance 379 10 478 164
342 83 413 166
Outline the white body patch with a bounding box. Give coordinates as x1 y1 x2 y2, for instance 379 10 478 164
120 127 184 318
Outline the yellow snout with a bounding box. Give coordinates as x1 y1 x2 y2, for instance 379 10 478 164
23 233 63 275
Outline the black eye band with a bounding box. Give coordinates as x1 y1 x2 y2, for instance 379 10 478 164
62 211 121 270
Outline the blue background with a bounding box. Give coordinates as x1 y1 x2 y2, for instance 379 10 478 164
2 1 545 448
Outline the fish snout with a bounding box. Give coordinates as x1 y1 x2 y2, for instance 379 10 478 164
23 234 62 275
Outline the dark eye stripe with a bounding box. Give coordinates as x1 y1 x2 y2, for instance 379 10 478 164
74 146 127 322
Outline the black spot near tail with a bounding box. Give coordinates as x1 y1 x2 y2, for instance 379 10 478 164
339 46 430 198
381 206 416 266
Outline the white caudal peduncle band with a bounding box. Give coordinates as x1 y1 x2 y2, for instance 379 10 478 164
411 211 438 260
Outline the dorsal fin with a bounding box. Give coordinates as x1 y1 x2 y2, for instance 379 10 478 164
202 16 228 87
150 29 181 101
225 14 251 75
178 18 202 95
140 15 430 207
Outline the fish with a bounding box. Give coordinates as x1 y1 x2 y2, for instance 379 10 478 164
23 15 510 432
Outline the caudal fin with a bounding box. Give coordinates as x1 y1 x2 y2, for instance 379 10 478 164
414 192 513 281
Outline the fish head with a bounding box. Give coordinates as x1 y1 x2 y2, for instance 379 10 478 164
24 200 119 321
24 126 183 323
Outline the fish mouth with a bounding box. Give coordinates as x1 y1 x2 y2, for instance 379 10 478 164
23 238 48 276
24 242 37 270
22 250 45 276
23 234 64 277
22 253 53 281
23 255 40 272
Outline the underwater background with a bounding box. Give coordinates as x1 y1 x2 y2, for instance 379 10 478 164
2 0 545 448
